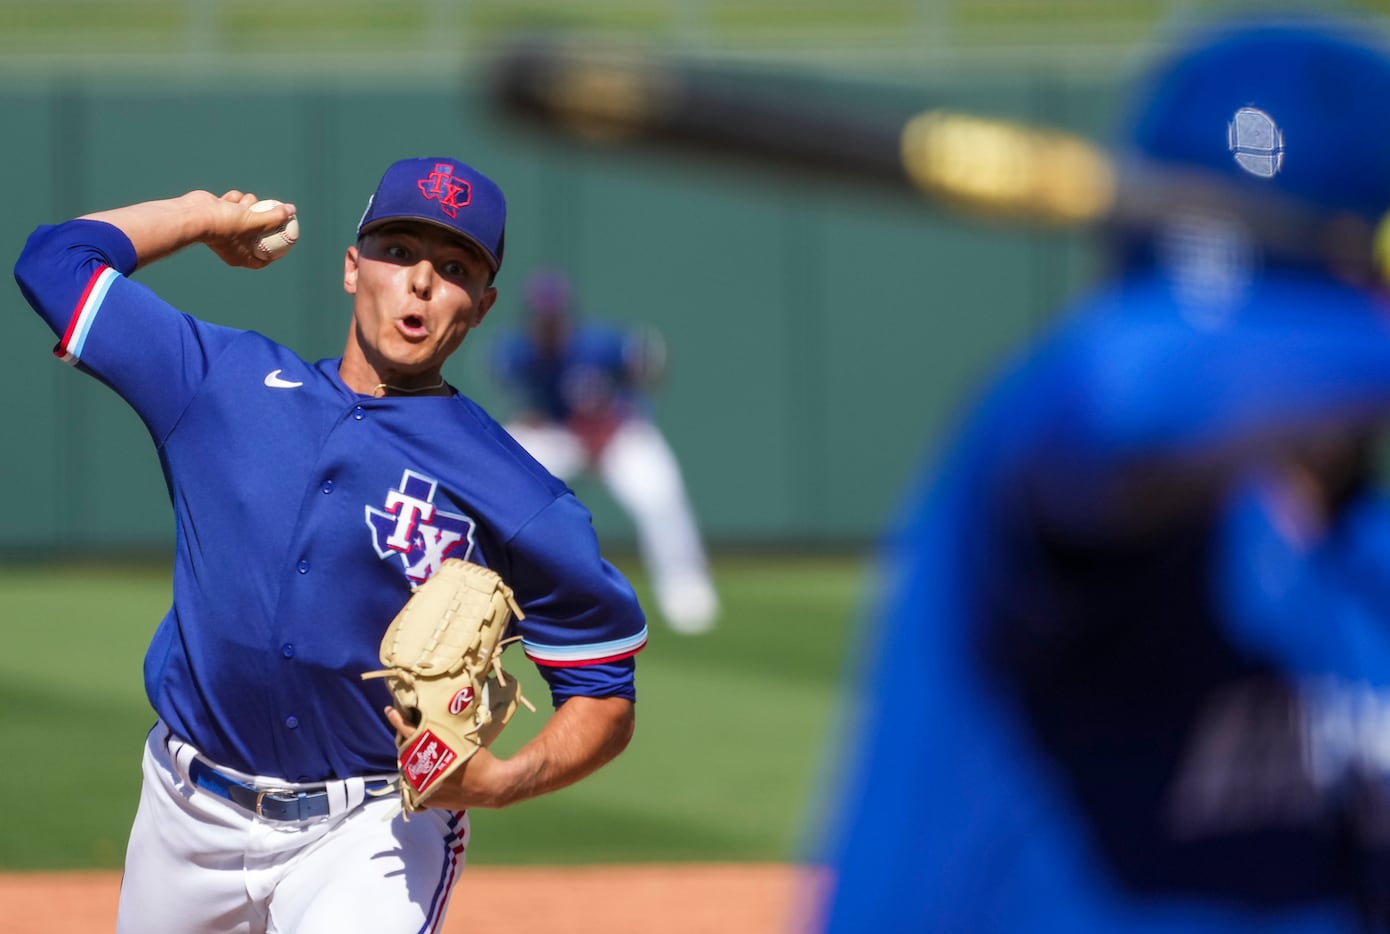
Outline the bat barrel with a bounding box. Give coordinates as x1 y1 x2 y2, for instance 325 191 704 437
489 40 1386 284
491 41 907 183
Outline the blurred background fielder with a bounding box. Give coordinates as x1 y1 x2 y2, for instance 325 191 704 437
491 268 720 634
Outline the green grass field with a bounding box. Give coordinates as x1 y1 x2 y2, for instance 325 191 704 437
0 553 866 870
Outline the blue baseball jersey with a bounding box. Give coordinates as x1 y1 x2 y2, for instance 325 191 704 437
491 324 649 424
14 219 647 783
818 270 1390 932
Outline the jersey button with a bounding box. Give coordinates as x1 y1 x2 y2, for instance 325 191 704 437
297 560 310 574
353 406 365 421
281 643 295 659
320 480 335 494
285 716 299 729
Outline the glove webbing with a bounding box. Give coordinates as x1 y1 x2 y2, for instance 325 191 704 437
359 633 537 728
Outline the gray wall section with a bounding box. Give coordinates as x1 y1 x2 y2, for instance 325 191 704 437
0 61 1129 554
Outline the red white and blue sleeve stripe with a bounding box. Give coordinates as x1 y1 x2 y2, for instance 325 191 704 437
55 264 120 365
522 625 648 667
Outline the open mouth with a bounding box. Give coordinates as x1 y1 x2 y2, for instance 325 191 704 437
398 314 429 338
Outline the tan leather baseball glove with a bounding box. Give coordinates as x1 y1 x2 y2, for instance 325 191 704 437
362 558 534 813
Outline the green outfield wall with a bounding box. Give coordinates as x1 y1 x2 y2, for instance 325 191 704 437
0 57 1126 553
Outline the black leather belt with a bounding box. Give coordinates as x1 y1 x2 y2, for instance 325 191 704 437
188 757 395 822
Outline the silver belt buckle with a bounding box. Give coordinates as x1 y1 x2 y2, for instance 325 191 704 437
254 787 298 818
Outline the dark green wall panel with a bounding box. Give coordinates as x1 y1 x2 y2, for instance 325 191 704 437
0 62 1125 553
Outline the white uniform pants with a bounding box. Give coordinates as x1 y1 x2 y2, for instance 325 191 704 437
507 417 719 632
115 724 468 934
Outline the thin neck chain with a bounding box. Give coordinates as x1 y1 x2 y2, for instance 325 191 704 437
374 377 448 397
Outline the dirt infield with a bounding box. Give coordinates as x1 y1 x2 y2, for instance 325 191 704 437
0 863 817 933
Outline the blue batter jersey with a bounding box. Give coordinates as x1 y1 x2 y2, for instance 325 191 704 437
14 219 647 783
818 270 1390 932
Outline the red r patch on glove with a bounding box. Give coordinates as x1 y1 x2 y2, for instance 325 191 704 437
448 686 476 715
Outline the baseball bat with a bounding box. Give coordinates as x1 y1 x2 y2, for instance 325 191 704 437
490 40 1388 282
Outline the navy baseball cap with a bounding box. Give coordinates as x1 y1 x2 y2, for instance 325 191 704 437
357 156 507 272
1120 16 1390 224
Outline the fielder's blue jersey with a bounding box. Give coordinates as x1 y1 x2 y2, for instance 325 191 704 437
491 324 649 424
14 220 648 783
819 270 1390 932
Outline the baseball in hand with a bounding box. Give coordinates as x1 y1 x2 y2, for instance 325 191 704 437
248 199 299 261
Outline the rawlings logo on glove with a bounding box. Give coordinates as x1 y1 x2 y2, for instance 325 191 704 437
362 558 535 813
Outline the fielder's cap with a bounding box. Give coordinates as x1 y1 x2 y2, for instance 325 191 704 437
524 268 575 318
1120 15 1390 224
357 156 507 272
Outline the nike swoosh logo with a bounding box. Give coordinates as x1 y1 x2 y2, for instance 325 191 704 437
264 369 304 389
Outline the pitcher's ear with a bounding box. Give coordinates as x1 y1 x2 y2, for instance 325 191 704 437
344 245 361 294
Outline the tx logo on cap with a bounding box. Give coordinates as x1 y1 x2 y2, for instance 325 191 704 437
418 163 472 218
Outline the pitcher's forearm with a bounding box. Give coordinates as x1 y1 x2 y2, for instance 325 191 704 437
81 190 296 269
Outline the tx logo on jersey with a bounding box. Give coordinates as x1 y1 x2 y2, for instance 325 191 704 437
365 470 476 582
418 163 471 218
